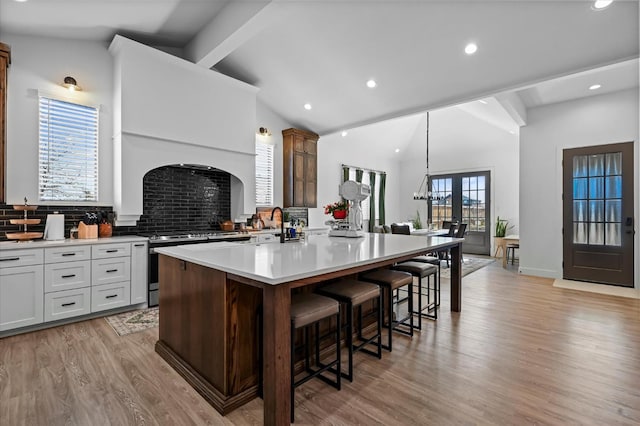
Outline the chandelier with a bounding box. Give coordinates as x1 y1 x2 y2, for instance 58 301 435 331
413 112 442 201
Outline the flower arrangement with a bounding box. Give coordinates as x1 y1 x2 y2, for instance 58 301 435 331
323 200 349 215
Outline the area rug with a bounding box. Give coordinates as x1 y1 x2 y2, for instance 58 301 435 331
439 255 495 279
105 307 159 336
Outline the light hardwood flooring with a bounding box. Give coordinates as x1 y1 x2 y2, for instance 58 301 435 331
1 262 639 425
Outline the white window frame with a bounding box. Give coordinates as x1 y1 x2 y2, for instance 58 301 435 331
38 95 99 202
255 141 274 206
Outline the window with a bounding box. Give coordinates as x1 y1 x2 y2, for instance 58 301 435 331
38 96 99 201
255 142 274 206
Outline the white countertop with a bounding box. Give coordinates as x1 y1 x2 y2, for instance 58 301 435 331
0 235 148 250
154 233 462 285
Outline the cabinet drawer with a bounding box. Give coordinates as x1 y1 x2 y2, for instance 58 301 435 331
0 248 43 268
92 257 131 286
91 281 130 313
45 245 91 263
44 261 91 293
92 243 131 259
44 287 91 322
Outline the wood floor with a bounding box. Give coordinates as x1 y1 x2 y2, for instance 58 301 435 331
1 261 639 425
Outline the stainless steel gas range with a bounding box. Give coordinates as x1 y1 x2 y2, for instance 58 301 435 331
142 231 252 307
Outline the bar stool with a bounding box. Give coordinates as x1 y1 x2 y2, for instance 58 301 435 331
506 243 519 264
393 261 439 321
407 254 441 308
290 293 341 422
359 269 414 352
316 279 382 382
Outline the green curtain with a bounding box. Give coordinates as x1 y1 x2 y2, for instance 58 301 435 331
368 172 376 232
378 173 386 226
342 166 349 183
355 169 363 183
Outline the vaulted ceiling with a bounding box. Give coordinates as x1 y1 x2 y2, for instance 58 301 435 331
1 0 638 136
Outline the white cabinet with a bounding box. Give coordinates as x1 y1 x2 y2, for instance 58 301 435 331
44 287 91 322
44 260 91 292
0 238 147 335
91 282 130 312
0 263 44 331
130 242 148 304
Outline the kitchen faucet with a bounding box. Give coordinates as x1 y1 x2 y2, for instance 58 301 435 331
270 207 285 243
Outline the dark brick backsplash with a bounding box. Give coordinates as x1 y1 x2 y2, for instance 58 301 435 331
136 166 231 234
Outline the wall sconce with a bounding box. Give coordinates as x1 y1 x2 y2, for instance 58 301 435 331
258 127 271 136
62 76 82 91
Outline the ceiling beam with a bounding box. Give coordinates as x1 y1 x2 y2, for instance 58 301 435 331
495 92 527 127
185 0 279 68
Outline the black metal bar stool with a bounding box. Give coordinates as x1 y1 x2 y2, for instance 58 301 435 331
393 261 439 321
359 269 414 352
506 243 519 264
290 293 341 423
407 254 441 308
316 279 382 382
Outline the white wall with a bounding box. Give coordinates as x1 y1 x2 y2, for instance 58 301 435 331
520 88 639 282
308 133 403 229
399 108 520 254
2 33 114 205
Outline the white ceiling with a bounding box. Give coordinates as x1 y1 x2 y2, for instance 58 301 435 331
0 0 638 137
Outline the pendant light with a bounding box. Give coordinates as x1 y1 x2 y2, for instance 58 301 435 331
413 112 441 201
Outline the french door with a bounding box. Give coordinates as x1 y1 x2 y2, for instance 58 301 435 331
429 171 491 255
562 142 634 287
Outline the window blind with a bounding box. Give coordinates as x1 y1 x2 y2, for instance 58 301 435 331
255 142 274 206
38 96 99 201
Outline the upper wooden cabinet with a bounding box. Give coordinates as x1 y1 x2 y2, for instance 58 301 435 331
0 42 10 204
283 128 319 208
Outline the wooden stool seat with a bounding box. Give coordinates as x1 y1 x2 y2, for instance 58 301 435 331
360 269 412 290
394 261 437 278
319 280 381 306
291 293 339 328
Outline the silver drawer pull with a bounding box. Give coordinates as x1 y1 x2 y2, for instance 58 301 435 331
61 253 76 257
61 274 76 279
105 294 118 299
106 269 118 273
61 302 76 307
0 257 20 262
106 249 118 253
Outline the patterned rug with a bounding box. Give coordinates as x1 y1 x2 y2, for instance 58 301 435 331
439 255 495 279
105 307 159 336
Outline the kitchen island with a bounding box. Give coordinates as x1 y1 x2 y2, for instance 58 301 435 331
155 233 464 426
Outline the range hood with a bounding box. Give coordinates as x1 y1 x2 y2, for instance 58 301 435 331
109 35 259 226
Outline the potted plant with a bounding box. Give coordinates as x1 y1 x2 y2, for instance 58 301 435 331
411 210 422 230
283 211 291 228
494 216 509 257
324 200 349 219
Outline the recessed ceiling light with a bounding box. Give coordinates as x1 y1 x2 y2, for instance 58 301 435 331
304 103 312 110
589 84 602 90
366 79 377 88
395 148 400 153
14 0 28 3
593 0 614 10
341 131 348 137
464 43 478 55
478 100 488 105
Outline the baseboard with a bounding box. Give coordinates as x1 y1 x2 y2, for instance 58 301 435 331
517 267 558 279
